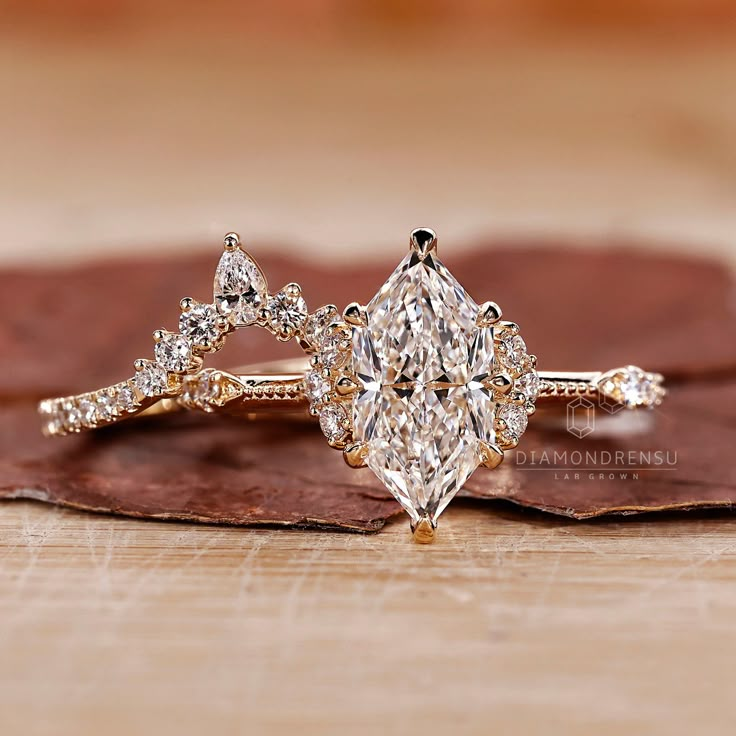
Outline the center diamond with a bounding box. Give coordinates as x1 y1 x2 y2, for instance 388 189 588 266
352 251 496 524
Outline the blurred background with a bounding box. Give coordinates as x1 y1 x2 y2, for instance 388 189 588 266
2 0 735 267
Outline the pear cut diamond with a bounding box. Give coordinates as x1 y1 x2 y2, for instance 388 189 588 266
214 249 267 325
351 252 497 524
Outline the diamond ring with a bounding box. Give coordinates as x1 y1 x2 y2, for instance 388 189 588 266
39 229 665 542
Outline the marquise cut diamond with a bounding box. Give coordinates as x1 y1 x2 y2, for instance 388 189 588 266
351 252 497 524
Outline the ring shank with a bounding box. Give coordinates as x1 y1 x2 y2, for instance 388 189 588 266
39 357 660 436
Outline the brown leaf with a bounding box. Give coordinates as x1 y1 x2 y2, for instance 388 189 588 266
1 240 735 530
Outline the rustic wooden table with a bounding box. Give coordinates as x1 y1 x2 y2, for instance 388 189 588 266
3 23 736 734
2 500 734 735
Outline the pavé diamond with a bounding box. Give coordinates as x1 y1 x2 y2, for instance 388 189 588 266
96 393 114 421
499 334 527 372
303 305 338 351
352 251 497 524
78 398 97 426
319 403 348 445
116 385 137 413
498 403 528 441
155 333 192 372
306 370 330 404
134 360 168 397
517 370 540 401
214 249 267 325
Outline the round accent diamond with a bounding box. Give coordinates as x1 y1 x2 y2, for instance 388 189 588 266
96 394 114 421
155 333 192 372
306 370 330 404
78 399 97 426
134 361 168 397
116 385 137 413
64 403 82 431
320 328 349 369
319 403 348 444
517 370 540 401
303 305 338 350
500 334 527 372
179 304 221 348
268 290 307 337
498 404 528 440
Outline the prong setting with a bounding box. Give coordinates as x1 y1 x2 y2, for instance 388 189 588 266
343 302 367 327
409 228 437 259
411 515 436 544
477 301 502 326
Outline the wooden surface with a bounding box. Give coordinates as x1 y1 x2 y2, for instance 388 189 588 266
2 500 735 735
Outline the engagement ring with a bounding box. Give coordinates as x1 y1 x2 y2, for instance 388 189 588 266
40 229 665 542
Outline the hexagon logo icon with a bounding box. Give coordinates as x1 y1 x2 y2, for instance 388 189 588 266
567 397 595 438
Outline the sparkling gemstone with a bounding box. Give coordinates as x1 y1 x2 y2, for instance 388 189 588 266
603 366 657 408
320 329 349 369
306 370 330 403
45 410 64 435
498 403 528 439
351 251 497 524
134 361 168 397
214 249 267 325
116 385 137 413
303 305 338 350
319 403 348 444
517 370 540 401
96 394 114 421
155 333 192 372
179 304 221 348
499 334 527 371
268 290 307 336
78 398 97 426
64 402 82 431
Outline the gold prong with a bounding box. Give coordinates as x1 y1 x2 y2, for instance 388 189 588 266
133 359 145 372
153 329 166 342
410 515 436 544
510 391 526 405
409 228 437 259
180 297 195 311
343 302 367 327
479 442 504 469
335 375 360 396
284 282 301 299
216 316 229 330
223 232 240 250
483 373 512 394
477 301 502 326
309 355 320 368
499 321 520 336
343 442 369 468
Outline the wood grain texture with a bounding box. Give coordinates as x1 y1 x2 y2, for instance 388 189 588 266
1 501 735 736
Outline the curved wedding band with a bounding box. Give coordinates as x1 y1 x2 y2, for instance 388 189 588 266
39 229 665 542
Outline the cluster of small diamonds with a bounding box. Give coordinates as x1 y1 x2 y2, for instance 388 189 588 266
492 322 539 449
303 313 354 447
39 234 318 436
